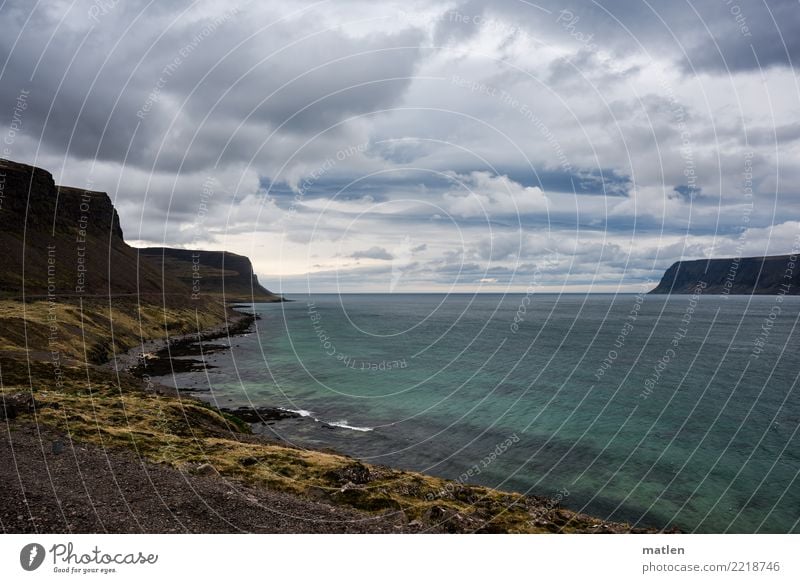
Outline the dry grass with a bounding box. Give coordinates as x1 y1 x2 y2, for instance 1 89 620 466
0 298 228 363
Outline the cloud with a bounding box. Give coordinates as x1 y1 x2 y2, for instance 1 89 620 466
441 171 548 218
671 184 702 201
2 0 798 292
679 0 800 73
351 246 394 260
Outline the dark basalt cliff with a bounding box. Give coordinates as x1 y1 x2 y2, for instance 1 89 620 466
0 158 180 297
0 158 279 302
139 247 282 302
650 255 799 295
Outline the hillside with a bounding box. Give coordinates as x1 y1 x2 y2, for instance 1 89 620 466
0 157 271 361
650 255 799 295
0 158 184 299
0 158 281 303
139 247 283 302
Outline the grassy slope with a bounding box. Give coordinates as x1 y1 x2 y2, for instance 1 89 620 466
0 298 228 363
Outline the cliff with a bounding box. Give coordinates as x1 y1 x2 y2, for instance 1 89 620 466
139 247 283 302
0 158 182 298
0 158 280 303
649 255 799 295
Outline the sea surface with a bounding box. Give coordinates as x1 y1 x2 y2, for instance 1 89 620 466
157 293 800 533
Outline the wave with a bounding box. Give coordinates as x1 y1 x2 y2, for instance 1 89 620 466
325 420 374 432
277 408 373 432
278 407 313 417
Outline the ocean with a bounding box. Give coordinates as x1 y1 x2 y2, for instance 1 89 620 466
157 293 800 533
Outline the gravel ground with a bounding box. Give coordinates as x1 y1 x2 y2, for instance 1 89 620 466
1 421 407 533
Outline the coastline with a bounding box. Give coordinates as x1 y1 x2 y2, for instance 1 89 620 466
109 307 671 534
107 308 258 374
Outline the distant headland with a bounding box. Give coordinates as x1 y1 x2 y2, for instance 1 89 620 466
650 255 799 295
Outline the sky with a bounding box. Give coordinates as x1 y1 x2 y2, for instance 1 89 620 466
2 0 799 293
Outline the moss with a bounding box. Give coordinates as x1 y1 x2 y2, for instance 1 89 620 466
0 298 229 364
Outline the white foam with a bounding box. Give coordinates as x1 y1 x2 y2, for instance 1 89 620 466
279 407 313 417
326 420 374 432
276 408 373 432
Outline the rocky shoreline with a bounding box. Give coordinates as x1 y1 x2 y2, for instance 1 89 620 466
115 309 327 423
102 308 673 534
1 311 671 533
109 309 258 375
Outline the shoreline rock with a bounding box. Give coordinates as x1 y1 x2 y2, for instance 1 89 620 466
110 310 258 375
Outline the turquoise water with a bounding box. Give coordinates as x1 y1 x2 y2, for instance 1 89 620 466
164 293 800 533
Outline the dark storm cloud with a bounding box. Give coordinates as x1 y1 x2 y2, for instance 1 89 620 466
678 0 800 73
557 0 800 74
0 1 423 172
452 0 799 74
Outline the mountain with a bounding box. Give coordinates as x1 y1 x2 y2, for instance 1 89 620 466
0 158 280 303
0 158 185 298
649 255 799 295
138 247 283 302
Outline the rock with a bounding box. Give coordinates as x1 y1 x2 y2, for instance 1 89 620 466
325 462 372 485
239 456 259 467
1 393 38 418
424 505 476 532
222 406 301 424
0 402 17 421
195 463 216 476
